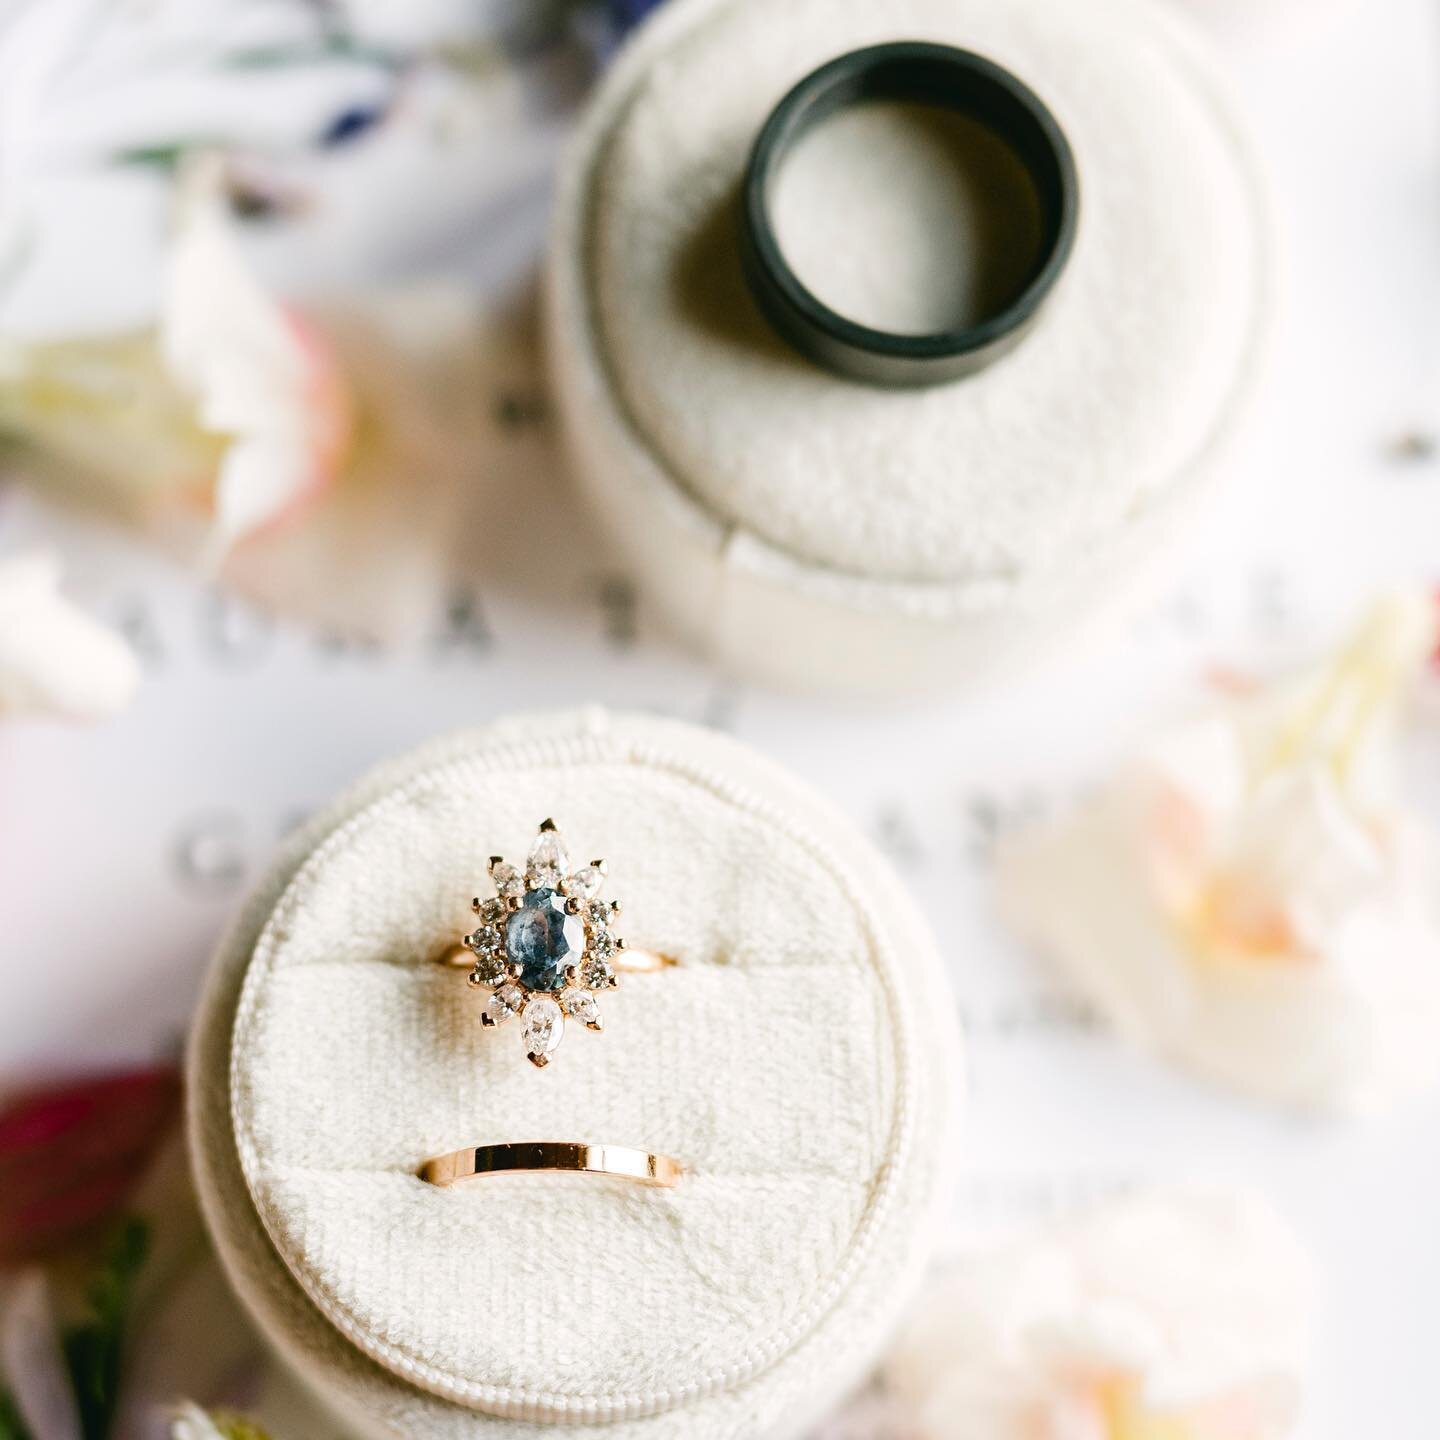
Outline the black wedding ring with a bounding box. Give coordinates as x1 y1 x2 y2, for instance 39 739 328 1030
740 42 1078 387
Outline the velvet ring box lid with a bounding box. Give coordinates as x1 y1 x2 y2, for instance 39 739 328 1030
188 709 960 1438
545 0 1271 695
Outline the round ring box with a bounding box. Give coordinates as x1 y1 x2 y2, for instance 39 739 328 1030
545 0 1272 696
187 709 961 1438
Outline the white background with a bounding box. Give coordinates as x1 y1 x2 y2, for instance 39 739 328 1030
1 0 1439 1435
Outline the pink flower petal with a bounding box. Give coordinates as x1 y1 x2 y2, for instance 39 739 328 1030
0 1069 181 1264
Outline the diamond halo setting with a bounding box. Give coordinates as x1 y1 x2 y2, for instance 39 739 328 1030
462 819 625 1067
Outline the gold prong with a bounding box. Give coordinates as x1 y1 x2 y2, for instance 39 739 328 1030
507 961 523 980
540 818 558 832
471 897 483 913
506 896 521 912
587 1015 604 1033
564 964 579 983
528 1051 550 1069
564 897 581 914
488 855 504 871
590 859 607 873
467 970 485 989
616 937 628 951
479 1011 496 1026
609 900 622 916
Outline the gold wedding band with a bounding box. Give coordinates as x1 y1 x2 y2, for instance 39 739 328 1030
420 1141 683 1189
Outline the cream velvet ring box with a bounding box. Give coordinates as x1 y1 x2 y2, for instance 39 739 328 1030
546 0 1272 696
187 709 961 1439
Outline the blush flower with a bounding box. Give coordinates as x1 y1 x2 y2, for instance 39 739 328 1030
880 1189 1310 1440
0 160 351 561
1000 593 1440 1114
1 162 482 640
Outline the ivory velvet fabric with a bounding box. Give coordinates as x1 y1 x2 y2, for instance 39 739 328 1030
546 0 1271 692
189 710 959 1437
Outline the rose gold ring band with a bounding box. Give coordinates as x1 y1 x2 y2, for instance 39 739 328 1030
420 1141 683 1189
433 943 677 976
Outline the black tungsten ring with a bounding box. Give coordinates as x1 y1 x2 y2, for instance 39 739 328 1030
740 42 1079 388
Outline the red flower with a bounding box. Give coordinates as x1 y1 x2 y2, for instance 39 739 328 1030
0 1068 181 1265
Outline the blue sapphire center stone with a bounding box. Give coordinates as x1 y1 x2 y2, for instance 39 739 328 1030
505 888 585 992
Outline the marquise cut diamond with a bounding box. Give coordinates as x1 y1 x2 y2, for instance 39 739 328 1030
562 865 604 900
522 996 564 1059
561 987 601 1029
526 827 571 890
491 861 524 900
484 983 523 1025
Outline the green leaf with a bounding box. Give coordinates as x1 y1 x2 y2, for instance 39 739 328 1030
224 37 399 70
0 1388 34 1440
113 145 187 170
61 1217 150 1440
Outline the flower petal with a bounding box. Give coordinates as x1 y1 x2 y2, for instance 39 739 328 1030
0 551 141 721
163 164 351 556
1000 593 1440 1113
0 1068 181 1263
881 1190 1310 1440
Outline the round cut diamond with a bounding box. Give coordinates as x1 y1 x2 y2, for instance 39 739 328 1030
521 996 564 1059
505 888 585 992
467 924 502 955
582 954 616 990
476 898 506 925
470 950 506 988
